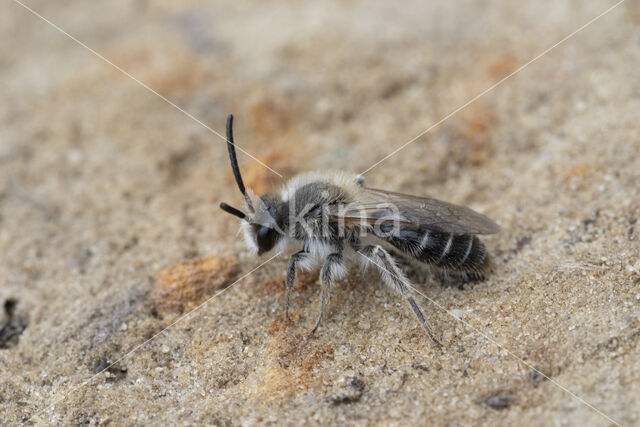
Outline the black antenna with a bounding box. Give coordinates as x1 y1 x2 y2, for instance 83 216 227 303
220 202 246 219
226 114 254 211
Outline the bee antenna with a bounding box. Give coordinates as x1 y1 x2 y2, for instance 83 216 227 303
220 202 246 219
226 114 254 212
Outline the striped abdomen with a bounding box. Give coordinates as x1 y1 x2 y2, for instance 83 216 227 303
379 226 489 279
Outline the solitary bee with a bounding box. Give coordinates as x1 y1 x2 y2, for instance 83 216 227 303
220 115 500 343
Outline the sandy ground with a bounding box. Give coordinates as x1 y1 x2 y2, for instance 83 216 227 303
1 0 639 425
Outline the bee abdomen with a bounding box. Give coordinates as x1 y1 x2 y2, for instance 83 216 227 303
384 228 489 277
420 232 482 268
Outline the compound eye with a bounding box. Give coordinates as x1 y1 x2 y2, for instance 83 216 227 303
256 225 278 254
257 225 271 240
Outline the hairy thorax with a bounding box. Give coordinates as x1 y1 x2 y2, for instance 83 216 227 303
281 172 361 243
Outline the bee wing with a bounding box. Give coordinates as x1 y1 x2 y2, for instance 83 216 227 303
328 187 500 235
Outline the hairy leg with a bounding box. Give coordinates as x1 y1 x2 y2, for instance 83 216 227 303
312 252 345 334
285 250 307 320
358 244 441 345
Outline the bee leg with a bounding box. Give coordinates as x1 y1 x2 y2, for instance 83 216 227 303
358 245 441 345
286 250 307 321
311 253 344 334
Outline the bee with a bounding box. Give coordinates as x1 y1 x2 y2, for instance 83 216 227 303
220 115 500 343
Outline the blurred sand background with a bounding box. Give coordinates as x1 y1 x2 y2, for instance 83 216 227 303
1 0 639 425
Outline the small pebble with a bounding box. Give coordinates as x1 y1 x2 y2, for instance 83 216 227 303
484 394 514 410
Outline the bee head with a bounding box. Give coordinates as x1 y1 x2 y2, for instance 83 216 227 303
219 115 285 255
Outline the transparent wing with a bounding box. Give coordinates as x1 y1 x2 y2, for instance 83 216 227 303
328 187 500 235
